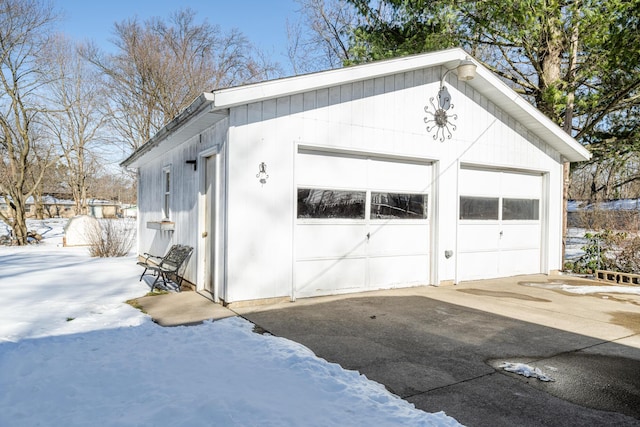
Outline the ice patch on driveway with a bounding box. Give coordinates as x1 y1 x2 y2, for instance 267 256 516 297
500 362 555 382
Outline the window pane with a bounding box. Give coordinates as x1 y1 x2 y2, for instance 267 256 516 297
503 198 539 220
459 196 499 220
163 169 171 218
371 193 427 219
297 189 366 219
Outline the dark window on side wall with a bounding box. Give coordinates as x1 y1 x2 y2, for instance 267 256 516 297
503 198 539 220
297 189 366 219
162 166 171 220
371 193 428 219
459 196 499 220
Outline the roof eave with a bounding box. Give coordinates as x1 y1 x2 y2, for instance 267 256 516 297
468 63 591 163
210 48 469 110
120 93 220 169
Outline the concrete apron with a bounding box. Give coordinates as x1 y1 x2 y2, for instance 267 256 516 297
134 291 235 326
238 274 640 350
406 274 640 350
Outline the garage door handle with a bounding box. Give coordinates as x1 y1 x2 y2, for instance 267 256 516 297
499 230 503 237
366 232 370 240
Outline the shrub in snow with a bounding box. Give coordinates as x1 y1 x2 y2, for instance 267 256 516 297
565 229 626 274
87 219 135 257
615 236 640 274
569 208 640 231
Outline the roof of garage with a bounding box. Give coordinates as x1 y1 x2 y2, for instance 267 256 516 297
122 48 590 168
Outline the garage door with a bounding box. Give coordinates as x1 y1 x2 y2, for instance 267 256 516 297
457 167 542 281
295 149 432 298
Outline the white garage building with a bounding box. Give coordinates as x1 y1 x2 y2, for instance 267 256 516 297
122 48 590 306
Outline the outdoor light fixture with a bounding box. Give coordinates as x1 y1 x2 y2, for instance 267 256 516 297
256 162 269 185
185 159 197 171
454 57 477 82
424 57 477 142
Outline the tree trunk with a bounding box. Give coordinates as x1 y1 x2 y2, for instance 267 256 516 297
536 11 565 123
12 199 28 245
561 6 580 265
33 192 44 220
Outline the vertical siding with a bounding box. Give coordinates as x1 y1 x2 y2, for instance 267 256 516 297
136 119 227 285
223 68 565 302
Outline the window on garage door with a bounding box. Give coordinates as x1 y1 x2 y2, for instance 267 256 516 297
460 196 498 220
298 188 428 220
370 192 428 219
502 198 539 220
297 189 366 219
460 196 539 220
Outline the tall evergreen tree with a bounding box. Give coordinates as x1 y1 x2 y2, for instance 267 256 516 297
346 0 640 199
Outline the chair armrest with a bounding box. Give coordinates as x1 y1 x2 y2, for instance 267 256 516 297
141 252 163 263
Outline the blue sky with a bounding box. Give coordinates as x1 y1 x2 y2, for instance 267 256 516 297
54 0 300 69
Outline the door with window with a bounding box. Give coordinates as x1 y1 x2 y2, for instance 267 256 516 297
457 168 542 281
294 150 432 298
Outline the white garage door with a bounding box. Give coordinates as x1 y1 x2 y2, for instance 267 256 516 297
457 168 542 281
295 149 432 298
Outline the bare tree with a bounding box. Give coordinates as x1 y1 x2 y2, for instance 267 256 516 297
0 0 58 244
83 8 279 152
89 172 136 205
25 134 60 219
287 0 356 74
43 35 110 216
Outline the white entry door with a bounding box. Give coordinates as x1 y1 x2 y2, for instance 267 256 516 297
294 149 432 298
457 168 543 281
203 155 216 297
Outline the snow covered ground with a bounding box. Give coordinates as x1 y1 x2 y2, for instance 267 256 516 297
522 281 640 295
0 219 461 427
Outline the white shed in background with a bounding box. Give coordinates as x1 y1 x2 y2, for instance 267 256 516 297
63 215 101 247
121 48 590 306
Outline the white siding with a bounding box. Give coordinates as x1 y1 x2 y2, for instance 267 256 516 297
220 66 564 302
136 119 227 285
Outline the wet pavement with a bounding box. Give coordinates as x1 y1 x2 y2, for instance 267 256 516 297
235 276 640 427
489 353 640 419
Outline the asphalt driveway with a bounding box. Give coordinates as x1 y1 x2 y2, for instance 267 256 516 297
235 275 640 427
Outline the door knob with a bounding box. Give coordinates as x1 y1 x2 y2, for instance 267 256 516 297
202 231 208 238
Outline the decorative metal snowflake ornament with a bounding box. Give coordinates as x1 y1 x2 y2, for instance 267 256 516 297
424 86 458 142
